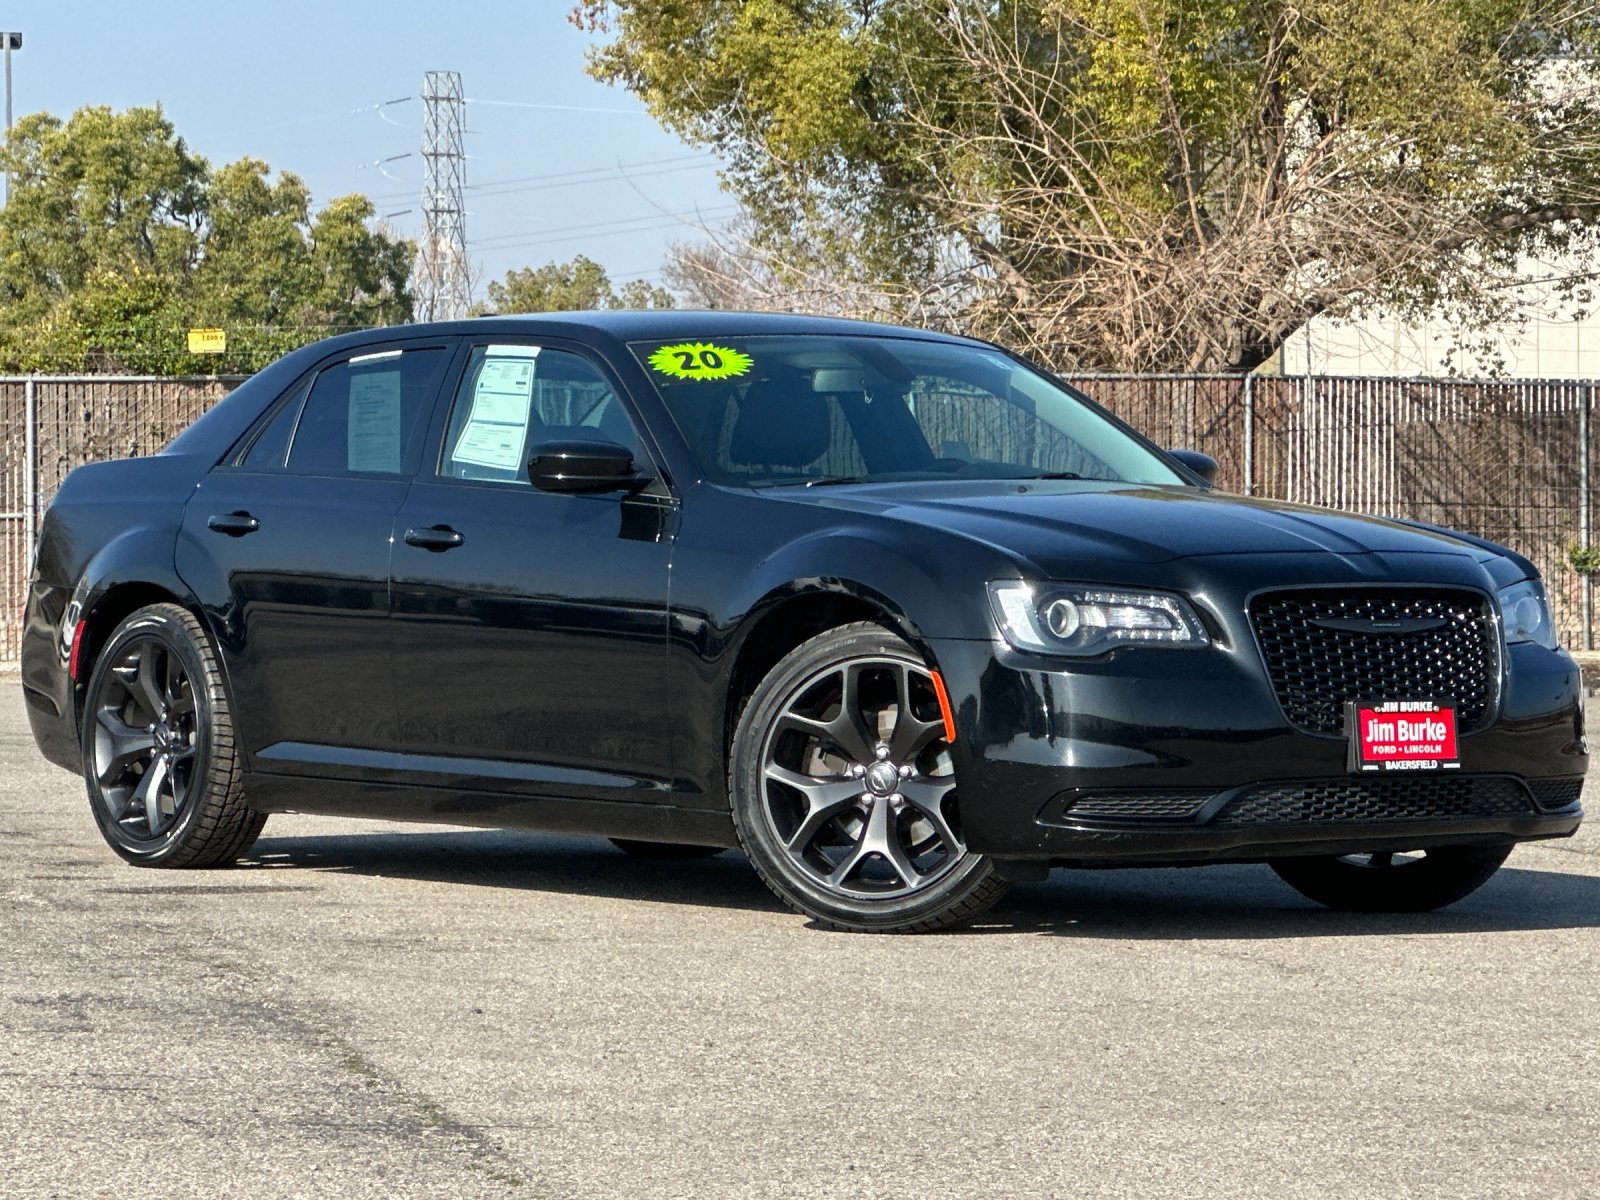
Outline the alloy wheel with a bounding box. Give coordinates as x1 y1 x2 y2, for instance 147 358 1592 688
758 656 965 900
89 636 201 841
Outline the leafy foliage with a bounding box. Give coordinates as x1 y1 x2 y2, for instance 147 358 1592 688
0 105 413 373
1568 541 1600 575
478 253 674 314
576 0 1600 372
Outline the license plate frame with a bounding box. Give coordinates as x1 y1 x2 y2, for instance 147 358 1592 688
1346 699 1461 773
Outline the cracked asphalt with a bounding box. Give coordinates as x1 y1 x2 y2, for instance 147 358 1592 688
3 679 1597 1199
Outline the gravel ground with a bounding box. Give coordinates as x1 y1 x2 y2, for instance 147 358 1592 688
2 680 1596 1199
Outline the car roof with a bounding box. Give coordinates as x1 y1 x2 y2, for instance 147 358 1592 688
350 309 991 348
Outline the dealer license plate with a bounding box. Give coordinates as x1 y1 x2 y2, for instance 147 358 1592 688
1347 700 1460 773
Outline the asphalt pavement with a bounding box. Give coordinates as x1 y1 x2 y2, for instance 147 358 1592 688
2 679 1597 1199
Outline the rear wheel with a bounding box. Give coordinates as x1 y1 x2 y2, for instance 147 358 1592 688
1269 845 1512 912
81 603 265 867
730 623 1010 933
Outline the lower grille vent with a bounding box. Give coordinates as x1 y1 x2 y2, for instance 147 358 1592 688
1215 776 1532 825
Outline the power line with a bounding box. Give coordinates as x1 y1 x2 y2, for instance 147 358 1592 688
470 204 740 249
364 152 714 206
210 95 414 142
467 152 710 191
465 97 649 116
468 161 715 202
471 204 739 243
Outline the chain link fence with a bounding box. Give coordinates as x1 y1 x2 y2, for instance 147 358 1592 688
2 376 245 660
1 372 1595 661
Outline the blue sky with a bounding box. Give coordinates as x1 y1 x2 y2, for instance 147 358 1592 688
4 0 730 297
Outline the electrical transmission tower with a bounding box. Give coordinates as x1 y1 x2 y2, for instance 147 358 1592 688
415 70 470 321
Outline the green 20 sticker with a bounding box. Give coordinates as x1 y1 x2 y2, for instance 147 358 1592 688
648 341 753 381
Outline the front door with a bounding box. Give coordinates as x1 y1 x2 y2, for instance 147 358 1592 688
388 340 676 804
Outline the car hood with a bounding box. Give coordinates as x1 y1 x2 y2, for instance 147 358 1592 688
772 480 1496 571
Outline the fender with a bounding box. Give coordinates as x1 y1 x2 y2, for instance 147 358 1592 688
665 510 1022 809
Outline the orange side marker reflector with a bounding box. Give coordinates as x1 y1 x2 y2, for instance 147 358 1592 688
68 619 86 681
929 669 957 744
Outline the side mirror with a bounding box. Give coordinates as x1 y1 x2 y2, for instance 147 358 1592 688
527 439 646 494
1167 449 1218 487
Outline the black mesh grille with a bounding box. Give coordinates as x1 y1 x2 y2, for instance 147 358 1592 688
1063 792 1212 821
1215 776 1531 825
1527 778 1584 811
1250 588 1497 736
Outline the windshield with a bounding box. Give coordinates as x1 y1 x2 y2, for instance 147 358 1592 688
627 334 1186 487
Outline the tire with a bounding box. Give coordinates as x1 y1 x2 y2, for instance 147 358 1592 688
80 603 266 867
1269 844 1512 912
609 838 724 860
729 622 1011 933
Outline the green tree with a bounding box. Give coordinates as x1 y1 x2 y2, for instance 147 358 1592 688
0 105 413 373
576 0 1600 372
479 253 674 314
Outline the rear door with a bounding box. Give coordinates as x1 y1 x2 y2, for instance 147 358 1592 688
388 338 677 804
176 341 455 765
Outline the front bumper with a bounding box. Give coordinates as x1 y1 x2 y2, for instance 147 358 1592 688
929 635 1587 864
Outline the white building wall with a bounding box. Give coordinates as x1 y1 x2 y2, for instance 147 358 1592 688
1279 263 1597 379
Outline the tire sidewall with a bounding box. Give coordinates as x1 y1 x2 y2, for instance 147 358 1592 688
730 623 999 931
81 608 218 865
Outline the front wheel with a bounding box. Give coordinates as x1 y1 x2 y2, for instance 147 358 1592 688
730 623 1010 933
81 603 265 867
1269 845 1512 912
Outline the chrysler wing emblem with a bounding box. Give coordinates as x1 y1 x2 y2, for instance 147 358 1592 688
1308 615 1450 634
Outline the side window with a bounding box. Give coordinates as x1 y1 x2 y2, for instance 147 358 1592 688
235 386 305 471
284 348 448 477
440 345 644 485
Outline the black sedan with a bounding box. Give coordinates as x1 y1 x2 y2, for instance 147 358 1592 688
20 312 1587 932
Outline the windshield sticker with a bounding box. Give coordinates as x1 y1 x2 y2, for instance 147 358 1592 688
647 342 753 381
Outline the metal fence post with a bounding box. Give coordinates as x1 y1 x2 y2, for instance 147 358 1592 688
22 375 35 575
1583 382 1593 651
1243 373 1255 496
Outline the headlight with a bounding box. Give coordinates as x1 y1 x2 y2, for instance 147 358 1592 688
1498 579 1557 649
987 581 1210 656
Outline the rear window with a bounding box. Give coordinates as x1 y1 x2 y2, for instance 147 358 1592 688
284 348 449 477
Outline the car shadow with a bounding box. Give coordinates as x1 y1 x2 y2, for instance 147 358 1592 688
243 828 788 915
240 827 1600 938
976 858 1600 939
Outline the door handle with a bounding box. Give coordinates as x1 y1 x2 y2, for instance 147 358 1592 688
207 511 260 537
404 525 465 551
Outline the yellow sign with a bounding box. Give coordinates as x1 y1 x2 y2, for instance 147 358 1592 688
647 342 753 381
187 328 227 355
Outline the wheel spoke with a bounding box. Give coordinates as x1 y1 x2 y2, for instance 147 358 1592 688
879 821 925 890
95 709 157 784
827 802 881 886
1369 851 1394 870
897 778 963 853
134 756 170 835
162 651 188 713
135 643 166 720
776 669 875 763
889 713 944 763
836 665 879 762
825 800 925 890
766 765 863 852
